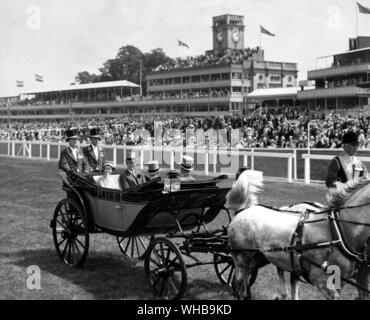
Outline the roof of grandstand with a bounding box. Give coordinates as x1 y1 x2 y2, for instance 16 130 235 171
21 80 140 95
247 86 315 99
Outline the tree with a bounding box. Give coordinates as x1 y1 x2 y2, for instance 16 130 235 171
143 48 174 71
74 45 175 94
75 71 100 84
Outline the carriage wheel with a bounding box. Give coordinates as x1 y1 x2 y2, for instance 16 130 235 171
116 235 151 261
214 253 258 287
145 237 187 300
51 199 89 267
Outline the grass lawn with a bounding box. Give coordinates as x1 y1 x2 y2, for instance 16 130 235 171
0 157 359 300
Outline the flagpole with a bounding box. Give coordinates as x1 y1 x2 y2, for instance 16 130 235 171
356 0 359 37
259 28 262 49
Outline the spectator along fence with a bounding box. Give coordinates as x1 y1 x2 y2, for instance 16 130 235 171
2 140 370 184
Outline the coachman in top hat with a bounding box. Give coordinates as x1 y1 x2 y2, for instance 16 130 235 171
326 131 368 188
59 129 90 173
83 127 105 172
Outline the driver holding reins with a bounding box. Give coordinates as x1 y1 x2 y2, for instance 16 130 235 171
325 130 370 300
325 131 368 189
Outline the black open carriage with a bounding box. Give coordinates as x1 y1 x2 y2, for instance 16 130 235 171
50 170 256 299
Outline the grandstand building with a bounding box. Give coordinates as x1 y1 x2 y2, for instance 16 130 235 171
146 14 298 115
0 14 298 123
297 36 370 111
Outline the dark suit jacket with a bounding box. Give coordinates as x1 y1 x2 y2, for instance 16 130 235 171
119 169 146 190
82 145 105 172
325 156 367 188
59 147 90 173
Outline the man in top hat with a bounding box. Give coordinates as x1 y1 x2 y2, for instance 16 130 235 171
83 127 105 172
59 129 90 173
180 155 196 181
145 160 161 181
119 151 146 189
326 131 369 300
326 131 368 188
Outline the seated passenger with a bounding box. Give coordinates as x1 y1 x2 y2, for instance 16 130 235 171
180 155 196 181
97 161 120 189
119 151 146 189
145 160 161 181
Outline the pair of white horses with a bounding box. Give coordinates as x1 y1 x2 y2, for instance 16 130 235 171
226 171 370 300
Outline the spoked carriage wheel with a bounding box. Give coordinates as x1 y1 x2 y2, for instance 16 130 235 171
51 199 89 267
145 237 187 300
214 253 258 287
116 235 151 261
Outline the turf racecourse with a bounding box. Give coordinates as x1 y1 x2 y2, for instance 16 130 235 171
0 157 358 300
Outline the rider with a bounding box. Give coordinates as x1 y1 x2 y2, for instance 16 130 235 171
325 130 370 300
325 131 368 188
59 129 90 173
83 127 105 172
119 151 146 189
145 160 161 181
180 155 196 181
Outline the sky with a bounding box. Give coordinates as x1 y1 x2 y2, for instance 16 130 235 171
1 0 370 97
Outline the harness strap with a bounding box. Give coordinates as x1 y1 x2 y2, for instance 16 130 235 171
329 211 369 263
289 210 310 276
299 254 370 295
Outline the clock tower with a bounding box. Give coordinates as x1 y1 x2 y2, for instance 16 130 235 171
212 14 245 53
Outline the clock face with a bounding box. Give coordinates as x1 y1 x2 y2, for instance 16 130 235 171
217 31 224 42
232 29 240 43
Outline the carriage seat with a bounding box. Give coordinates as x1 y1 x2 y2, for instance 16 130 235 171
92 174 122 191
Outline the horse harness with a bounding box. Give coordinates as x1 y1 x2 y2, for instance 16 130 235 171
234 202 370 293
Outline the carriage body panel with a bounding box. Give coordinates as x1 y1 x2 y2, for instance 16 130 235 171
62 171 229 236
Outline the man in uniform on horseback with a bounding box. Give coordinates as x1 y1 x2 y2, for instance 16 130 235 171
326 131 368 188
325 130 370 300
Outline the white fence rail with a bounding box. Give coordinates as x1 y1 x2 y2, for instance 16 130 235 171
0 140 297 183
9 141 370 184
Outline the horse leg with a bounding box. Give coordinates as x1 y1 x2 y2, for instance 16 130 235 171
290 274 299 300
232 252 255 300
275 268 288 300
355 263 370 300
310 269 340 300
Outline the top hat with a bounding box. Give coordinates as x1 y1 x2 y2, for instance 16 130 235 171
126 151 137 161
89 127 101 139
66 129 78 141
180 155 194 171
342 131 359 146
103 161 115 170
147 160 160 173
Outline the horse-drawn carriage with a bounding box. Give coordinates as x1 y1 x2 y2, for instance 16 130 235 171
50 169 253 300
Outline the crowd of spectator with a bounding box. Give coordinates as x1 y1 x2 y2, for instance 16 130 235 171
154 47 260 72
2 106 370 149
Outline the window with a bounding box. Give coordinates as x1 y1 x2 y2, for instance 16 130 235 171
269 74 281 82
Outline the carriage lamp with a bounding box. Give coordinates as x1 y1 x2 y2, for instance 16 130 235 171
164 170 181 193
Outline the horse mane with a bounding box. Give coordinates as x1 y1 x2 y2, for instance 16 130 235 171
326 179 370 208
225 170 263 213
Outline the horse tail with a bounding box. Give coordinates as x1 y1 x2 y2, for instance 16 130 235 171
226 170 263 213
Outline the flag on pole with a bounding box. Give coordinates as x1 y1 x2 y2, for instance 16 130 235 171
16 80 24 87
178 39 190 49
260 25 275 37
357 2 370 14
35 74 44 82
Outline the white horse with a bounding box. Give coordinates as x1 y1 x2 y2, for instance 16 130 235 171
226 171 370 300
